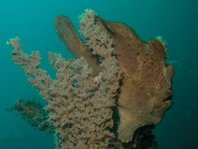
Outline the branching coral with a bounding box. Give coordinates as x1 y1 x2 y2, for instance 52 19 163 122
8 9 174 149
9 99 54 133
8 9 121 149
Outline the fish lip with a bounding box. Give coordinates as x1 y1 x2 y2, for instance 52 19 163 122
163 90 173 102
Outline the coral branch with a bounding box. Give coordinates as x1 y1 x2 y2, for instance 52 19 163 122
9 99 54 133
7 37 53 92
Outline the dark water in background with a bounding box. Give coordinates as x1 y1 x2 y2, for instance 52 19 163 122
0 0 197 148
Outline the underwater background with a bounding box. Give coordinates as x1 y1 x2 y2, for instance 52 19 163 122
0 0 197 148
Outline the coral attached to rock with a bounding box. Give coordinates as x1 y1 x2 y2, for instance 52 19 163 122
8 9 174 149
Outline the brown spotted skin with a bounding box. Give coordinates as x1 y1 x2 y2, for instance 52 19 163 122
108 23 174 142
